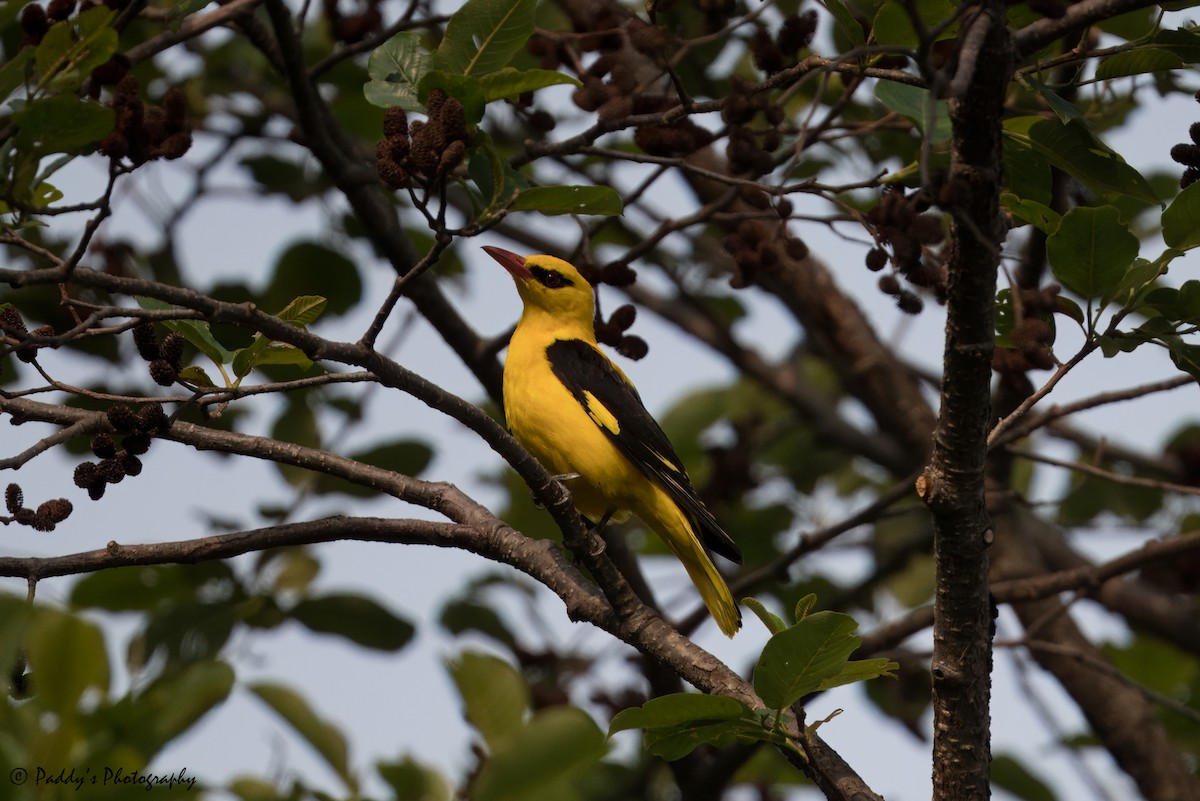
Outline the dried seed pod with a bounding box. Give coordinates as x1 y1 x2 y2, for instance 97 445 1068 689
160 331 185 368
600 262 637 286
377 158 410 188
37 498 73 524
91 432 118 459
785 236 809 260
616 335 648 360
149 358 178 386
0 305 28 336
20 4 49 41
106 404 138 433
384 107 409 138
866 247 889 271
74 462 100 489
98 457 126 484
609 304 637 332
5 483 23 515
1170 143 1200 167
91 53 131 86
133 321 160 362
896 290 924 315
39 2 68 23
137 401 168 433
122 432 152 456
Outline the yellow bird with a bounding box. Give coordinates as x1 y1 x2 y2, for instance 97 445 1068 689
484 246 743 637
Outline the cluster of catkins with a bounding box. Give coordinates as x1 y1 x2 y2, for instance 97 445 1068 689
98 75 192 164
594 303 649 361
993 285 1061 373
18 0 131 48
749 11 819 76
133 321 185 387
1 306 54 366
722 189 809 287
1169 93 1200 189
5 484 72 533
323 0 384 45
560 15 720 160
73 402 169 501
376 90 469 189
863 187 948 314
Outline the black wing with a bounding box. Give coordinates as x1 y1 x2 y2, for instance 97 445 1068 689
547 338 743 564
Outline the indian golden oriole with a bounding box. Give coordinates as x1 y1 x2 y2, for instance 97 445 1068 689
484 246 743 637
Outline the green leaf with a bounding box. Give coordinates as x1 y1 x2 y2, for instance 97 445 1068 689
311 439 433 496
271 395 321 486
241 154 325 201
377 757 452 801
137 296 237 365
743 597 787 635
25 606 110 717
608 694 783 761
609 693 751 734
477 67 579 101
417 70 488 123
435 0 538 77
1143 281 1200 324
473 707 606 801
232 340 313 377
251 682 355 791
1021 76 1084 124
1107 257 1164 309
1003 142 1052 207
231 295 324 378
1165 337 1200 383
468 136 506 208
1095 47 1184 80
1162 181 1200 252
263 241 362 317
825 0 866 48
1001 193 1060 233
1156 27 1200 61
448 651 530 748
643 719 767 760
1003 117 1159 205
364 31 432 111
290 593 415 651
991 755 1058 801
871 0 958 49
35 8 119 92
0 48 33 101
753 610 896 710
510 185 623 216
874 81 951 143
440 598 517 646
128 661 236 753
1046 206 1139 302
275 294 327 326
13 95 114 155
178 365 218 386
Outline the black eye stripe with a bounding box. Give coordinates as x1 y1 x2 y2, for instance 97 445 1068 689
531 267 571 288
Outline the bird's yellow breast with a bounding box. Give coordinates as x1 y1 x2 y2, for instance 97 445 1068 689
503 325 644 522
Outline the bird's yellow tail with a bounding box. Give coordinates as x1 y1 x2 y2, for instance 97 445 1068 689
654 502 741 637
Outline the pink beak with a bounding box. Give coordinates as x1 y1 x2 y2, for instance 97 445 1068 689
483 246 533 280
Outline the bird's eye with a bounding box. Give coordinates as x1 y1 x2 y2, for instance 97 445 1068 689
532 267 570 288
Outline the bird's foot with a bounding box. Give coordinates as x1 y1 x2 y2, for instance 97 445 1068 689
530 473 581 508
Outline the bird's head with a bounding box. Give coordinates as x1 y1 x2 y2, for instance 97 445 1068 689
484 247 595 324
